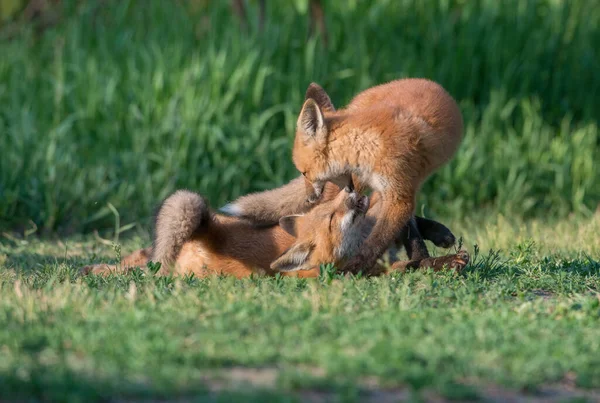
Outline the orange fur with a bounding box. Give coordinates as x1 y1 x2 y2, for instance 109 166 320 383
81 188 468 278
82 190 370 278
291 78 464 273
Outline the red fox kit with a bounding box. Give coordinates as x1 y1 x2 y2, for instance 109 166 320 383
286 78 464 273
221 178 456 269
81 187 468 278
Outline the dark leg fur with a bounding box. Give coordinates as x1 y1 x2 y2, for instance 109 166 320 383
400 215 456 261
415 216 456 248
402 216 430 261
395 217 467 273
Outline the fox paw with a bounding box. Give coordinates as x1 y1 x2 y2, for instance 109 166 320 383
79 263 118 277
424 250 470 272
390 250 470 273
426 230 456 249
446 250 470 271
79 264 98 276
437 234 457 249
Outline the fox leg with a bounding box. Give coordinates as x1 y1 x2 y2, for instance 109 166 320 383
343 197 414 275
389 215 456 257
415 216 456 248
401 216 430 260
390 250 470 273
394 216 465 273
80 247 152 276
370 191 455 250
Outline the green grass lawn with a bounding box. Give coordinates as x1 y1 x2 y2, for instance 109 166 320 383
1 215 599 402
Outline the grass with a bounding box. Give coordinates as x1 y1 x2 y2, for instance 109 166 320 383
1 215 600 401
1 1 599 401
0 0 599 234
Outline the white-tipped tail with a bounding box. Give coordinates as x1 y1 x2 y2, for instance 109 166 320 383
219 203 243 217
152 190 210 268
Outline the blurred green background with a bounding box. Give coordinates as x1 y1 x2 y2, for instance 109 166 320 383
0 0 598 235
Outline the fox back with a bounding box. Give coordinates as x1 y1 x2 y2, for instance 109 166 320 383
293 78 463 198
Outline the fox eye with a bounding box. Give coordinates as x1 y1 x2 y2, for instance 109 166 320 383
301 172 307 177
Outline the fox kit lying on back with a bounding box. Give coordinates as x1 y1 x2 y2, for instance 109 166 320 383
221 177 455 268
284 78 464 274
81 187 468 278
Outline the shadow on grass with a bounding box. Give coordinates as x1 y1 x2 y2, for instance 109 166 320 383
0 235 144 276
2 366 598 403
0 366 418 403
2 252 88 272
0 370 290 403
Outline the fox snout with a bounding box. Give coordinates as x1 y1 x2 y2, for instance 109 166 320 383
344 192 370 215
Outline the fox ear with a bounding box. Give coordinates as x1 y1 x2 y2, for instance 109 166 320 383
298 98 327 141
305 82 335 112
270 242 314 272
279 214 302 237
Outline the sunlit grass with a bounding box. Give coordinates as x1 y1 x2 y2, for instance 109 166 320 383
1 215 599 401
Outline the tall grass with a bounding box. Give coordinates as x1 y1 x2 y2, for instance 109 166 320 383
0 0 598 234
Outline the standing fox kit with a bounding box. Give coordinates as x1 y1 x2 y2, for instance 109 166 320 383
289 78 464 273
82 188 468 278
221 78 463 271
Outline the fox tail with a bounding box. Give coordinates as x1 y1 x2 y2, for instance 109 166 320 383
152 190 211 268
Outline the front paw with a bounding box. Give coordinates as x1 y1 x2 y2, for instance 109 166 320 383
79 263 113 276
423 251 470 272
437 233 456 249
449 250 470 271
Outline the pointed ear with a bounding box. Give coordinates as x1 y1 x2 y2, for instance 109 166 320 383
297 98 327 140
279 214 302 237
305 82 335 112
270 242 314 272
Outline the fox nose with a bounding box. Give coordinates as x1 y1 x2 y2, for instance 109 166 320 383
344 193 369 215
357 195 370 213
344 192 358 210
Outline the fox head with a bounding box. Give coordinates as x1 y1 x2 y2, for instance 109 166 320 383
293 83 354 203
270 189 370 272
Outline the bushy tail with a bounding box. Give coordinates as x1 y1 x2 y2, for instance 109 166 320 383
152 190 210 268
219 175 342 225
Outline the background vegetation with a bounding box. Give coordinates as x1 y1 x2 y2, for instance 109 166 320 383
0 0 598 235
